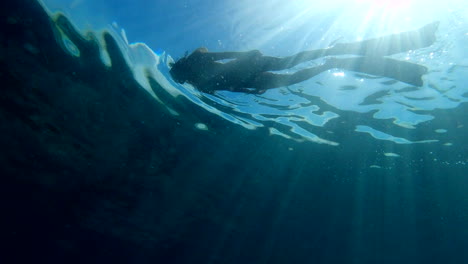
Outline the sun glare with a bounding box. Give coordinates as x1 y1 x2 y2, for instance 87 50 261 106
297 0 426 35
356 0 412 10
227 0 451 55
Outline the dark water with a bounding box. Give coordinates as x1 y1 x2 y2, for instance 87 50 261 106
1 0 467 263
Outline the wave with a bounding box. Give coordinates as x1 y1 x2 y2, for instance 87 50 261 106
40 0 468 146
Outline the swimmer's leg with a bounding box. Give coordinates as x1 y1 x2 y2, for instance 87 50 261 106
248 64 333 90
247 56 428 91
259 49 330 71
327 57 428 86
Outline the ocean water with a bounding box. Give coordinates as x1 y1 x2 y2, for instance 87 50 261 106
40 0 468 146
1 0 467 263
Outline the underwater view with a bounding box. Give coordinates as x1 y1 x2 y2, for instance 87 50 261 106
1 0 467 263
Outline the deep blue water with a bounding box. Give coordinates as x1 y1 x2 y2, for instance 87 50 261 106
2 0 468 263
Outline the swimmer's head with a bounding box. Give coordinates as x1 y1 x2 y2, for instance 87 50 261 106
196 47 209 53
169 57 189 84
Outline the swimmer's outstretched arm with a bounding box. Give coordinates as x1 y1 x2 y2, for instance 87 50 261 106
326 21 439 57
272 21 439 69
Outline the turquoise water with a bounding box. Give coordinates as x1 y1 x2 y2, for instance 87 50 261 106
3 0 467 263
41 0 468 146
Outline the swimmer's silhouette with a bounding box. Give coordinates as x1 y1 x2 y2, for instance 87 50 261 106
169 22 439 94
